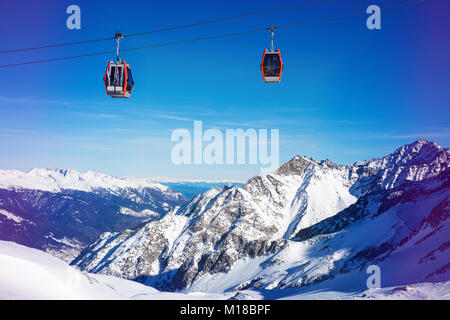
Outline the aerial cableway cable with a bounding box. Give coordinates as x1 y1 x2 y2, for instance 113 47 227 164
0 0 425 69
0 0 335 54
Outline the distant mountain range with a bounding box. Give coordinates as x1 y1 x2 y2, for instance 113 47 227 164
160 182 244 201
0 169 189 261
70 139 449 295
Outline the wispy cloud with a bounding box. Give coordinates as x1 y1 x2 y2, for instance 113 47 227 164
153 114 194 122
93 128 137 133
0 96 72 107
0 128 35 134
216 117 371 128
0 96 112 109
371 129 450 139
67 112 120 119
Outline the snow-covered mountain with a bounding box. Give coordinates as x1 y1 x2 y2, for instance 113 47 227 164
0 168 185 194
0 168 188 261
72 139 449 295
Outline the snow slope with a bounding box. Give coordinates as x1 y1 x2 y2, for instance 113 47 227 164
0 241 229 300
1 241 447 300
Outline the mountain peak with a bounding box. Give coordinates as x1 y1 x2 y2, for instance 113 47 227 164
276 155 312 176
388 139 447 165
395 139 442 155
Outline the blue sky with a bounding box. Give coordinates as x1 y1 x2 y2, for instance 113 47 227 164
0 0 449 181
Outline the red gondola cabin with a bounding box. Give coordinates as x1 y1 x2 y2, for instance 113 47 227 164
103 61 134 98
261 49 283 83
